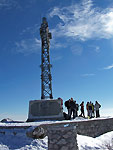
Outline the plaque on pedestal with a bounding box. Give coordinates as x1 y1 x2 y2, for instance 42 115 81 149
27 99 64 122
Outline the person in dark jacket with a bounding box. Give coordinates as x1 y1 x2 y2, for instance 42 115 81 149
65 99 71 114
68 97 76 119
95 101 101 118
80 101 85 117
88 101 93 118
75 103 79 117
92 103 95 118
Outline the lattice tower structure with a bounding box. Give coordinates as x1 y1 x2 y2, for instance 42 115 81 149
40 17 53 99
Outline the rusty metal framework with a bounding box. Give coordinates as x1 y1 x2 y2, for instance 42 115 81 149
40 17 53 99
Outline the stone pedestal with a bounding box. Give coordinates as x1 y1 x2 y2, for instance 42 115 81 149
27 99 64 122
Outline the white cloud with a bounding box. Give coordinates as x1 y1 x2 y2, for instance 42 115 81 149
0 0 37 10
50 28 68 49
88 45 101 53
103 64 113 70
0 0 20 10
95 46 100 53
49 0 113 41
81 73 95 77
52 55 63 62
15 38 41 55
51 39 67 49
102 11 113 36
20 24 39 35
71 45 83 55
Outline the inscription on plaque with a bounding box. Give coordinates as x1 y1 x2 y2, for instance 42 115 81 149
30 100 61 116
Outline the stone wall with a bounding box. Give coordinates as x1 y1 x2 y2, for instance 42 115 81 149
48 124 78 150
40 117 113 138
76 118 113 137
0 118 113 139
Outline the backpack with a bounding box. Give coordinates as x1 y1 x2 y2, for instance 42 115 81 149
76 104 79 111
65 100 70 108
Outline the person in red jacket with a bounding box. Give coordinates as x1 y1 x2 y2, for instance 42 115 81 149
58 97 63 109
86 102 89 118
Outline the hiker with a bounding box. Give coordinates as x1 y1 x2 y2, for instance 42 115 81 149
58 97 63 109
86 102 89 118
68 97 76 119
75 102 79 117
65 99 71 115
95 101 101 118
80 101 85 117
88 101 93 118
92 103 95 118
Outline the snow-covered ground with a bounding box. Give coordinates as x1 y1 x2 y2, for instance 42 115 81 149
78 132 113 150
0 117 113 150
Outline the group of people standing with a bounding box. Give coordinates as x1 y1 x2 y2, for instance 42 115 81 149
86 101 101 118
65 97 79 119
64 98 101 120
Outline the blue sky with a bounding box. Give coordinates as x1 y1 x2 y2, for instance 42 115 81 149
0 0 113 120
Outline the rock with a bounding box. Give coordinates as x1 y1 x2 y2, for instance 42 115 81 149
60 146 69 150
1 118 14 123
57 139 67 145
1 118 24 123
26 126 46 139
